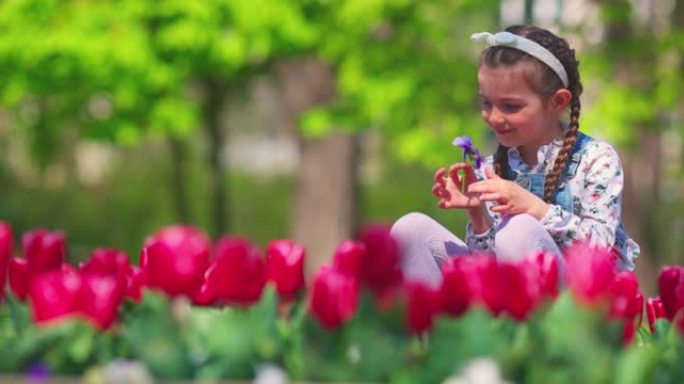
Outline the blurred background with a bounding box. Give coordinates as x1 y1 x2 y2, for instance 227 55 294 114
0 0 682 295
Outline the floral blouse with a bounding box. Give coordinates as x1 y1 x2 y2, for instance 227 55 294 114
465 135 640 271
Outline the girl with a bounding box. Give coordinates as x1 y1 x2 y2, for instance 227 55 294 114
391 25 639 288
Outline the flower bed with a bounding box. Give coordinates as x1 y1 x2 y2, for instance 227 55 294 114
0 221 683 383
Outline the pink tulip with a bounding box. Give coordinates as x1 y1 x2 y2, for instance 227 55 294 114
204 236 267 306
608 272 643 321
140 225 211 297
528 251 559 300
266 239 306 301
80 248 130 285
657 266 684 320
358 224 403 294
309 265 359 330
9 257 29 300
22 229 66 274
28 267 83 325
565 243 616 305
332 240 366 278
79 273 125 330
646 297 666 333
405 281 442 334
469 255 503 316
440 257 475 317
0 222 13 299
497 261 542 322
125 266 145 302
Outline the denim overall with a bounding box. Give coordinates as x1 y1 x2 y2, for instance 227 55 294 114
507 132 634 270
507 132 592 211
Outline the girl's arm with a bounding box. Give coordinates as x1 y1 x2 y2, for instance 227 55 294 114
540 141 625 249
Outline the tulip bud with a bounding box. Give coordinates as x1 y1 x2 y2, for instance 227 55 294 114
332 240 366 278
309 265 359 330
79 273 125 330
646 297 666 333
22 229 66 274
608 272 642 321
657 266 684 320
204 236 267 306
529 251 560 300
266 239 306 301
565 243 616 305
440 257 475 317
358 224 402 294
405 281 442 334
140 225 211 297
469 255 503 316
28 267 83 325
80 248 130 285
0 222 14 299
9 257 29 300
125 266 146 302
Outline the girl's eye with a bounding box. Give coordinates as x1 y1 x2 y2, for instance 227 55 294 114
480 100 492 109
502 104 522 112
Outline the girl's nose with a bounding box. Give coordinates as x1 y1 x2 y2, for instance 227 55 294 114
489 109 506 125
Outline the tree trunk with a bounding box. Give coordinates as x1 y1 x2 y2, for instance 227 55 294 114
292 133 360 277
203 79 228 237
168 137 190 224
274 57 359 278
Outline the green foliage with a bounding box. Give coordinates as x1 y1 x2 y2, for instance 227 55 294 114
3 289 684 382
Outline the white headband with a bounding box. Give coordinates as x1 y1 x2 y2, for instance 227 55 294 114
471 31 569 88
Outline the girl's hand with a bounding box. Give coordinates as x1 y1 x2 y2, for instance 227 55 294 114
431 163 482 209
467 166 550 219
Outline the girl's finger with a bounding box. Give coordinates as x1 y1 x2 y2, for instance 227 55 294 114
434 168 446 183
432 185 449 199
478 192 503 203
447 163 471 184
467 181 494 194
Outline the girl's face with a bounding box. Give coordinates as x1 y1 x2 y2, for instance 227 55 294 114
478 64 563 164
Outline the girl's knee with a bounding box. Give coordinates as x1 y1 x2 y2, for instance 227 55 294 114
390 212 434 239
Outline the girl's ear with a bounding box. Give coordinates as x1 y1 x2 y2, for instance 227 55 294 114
549 88 573 112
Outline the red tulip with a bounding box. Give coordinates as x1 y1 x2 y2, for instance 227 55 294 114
22 229 66 274
528 251 559 300
140 225 211 297
646 297 666 333
28 267 83 325
608 272 642 321
309 265 359 330
79 273 125 330
498 261 542 321
469 255 503 316
125 266 145 302
204 236 267 306
9 257 29 300
405 281 442 334
657 266 684 320
80 248 130 285
0 222 13 299
189 283 215 306
440 257 475 317
565 243 616 305
332 240 366 278
358 224 403 294
266 239 306 300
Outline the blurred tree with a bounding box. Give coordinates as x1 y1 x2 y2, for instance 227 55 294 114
0 0 318 237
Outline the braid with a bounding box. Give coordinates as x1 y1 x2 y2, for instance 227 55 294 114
480 25 583 203
543 99 580 202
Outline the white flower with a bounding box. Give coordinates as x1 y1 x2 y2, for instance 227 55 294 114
442 358 511 384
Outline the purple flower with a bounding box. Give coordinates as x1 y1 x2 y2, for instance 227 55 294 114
452 136 483 168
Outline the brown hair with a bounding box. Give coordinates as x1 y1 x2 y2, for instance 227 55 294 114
481 25 583 203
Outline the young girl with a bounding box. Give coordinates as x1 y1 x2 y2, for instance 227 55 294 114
391 25 639 288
